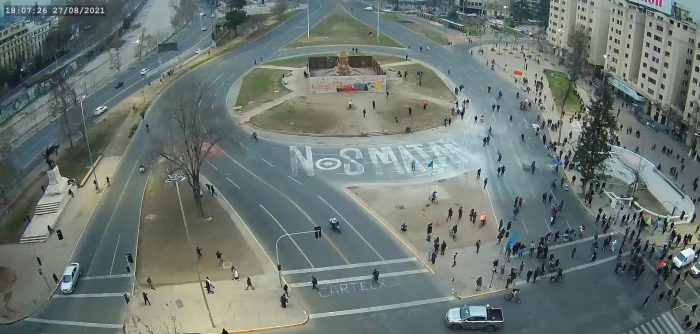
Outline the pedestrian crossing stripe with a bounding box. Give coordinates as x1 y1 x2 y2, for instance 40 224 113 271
625 311 684 334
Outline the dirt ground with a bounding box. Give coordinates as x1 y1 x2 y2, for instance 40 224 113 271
248 62 455 135
137 163 264 286
348 173 496 257
288 10 401 48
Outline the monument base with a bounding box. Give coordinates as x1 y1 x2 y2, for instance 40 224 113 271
19 166 72 243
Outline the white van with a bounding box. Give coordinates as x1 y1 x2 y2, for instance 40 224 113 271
673 248 696 268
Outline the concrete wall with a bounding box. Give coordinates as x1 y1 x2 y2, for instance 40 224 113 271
609 146 695 222
309 75 386 93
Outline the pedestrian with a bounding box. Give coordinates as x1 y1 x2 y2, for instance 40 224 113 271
476 168 481 179
143 292 151 305
458 206 463 220
246 276 255 290
591 251 597 262
232 266 239 280
440 240 447 255
674 273 681 286
452 252 458 267
205 277 214 294
476 240 481 254
658 291 665 302
483 178 488 188
476 276 482 291
693 304 698 315
533 268 539 283
571 247 576 259
106 177 111 186
147 276 155 290
447 208 453 221
642 295 649 308
280 293 288 308
674 287 681 299
196 246 203 258
311 276 319 291
526 269 533 283
431 251 437 265
216 250 223 267
652 281 659 292
68 189 74 198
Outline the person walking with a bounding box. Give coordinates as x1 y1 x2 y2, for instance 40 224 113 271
692 304 698 316
571 248 576 259
440 240 447 255
246 277 255 290
143 292 151 306
452 252 458 267
231 266 239 280
146 276 155 290
280 293 288 308
447 208 453 221
476 240 481 254
483 178 488 188
642 295 649 309
526 269 533 283
205 277 214 294
533 268 539 283
196 246 203 258
476 277 482 291
106 177 111 186
216 250 223 267
311 276 319 291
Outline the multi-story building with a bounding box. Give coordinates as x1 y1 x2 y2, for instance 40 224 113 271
576 0 611 66
0 20 51 70
547 0 577 58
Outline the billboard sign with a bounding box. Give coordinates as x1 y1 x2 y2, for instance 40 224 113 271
627 0 673 15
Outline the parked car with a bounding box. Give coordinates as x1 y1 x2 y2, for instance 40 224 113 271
60 263 81 294
195 48 202 54
94 106 108 115
691 262 700 277
364 6 373 10
673 248 696 268
140 68 148 76
201 26 207 31
445 305 504 331
114 81 124 89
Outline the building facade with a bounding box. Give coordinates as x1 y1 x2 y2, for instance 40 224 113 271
547 0 577 58
0 20 51 70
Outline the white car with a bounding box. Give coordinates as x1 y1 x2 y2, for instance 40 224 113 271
201 26 207 31
140 68 148 76
94 106 108 115
195 48 202 54
60 263 81 294
691 262 700 277
364 6 373 10
673 248 696 268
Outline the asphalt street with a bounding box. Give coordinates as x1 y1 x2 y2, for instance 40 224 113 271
9 2 216 178
2 0 697 333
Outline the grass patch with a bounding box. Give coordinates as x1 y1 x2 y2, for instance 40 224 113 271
382 13 448 44
493 25 525 38
56 110 128 180
545 70 584 114
392 64 454 100
236 68 290 108
250 96 338 133
289 10 401 48
0 189 39 243
267 53 405 67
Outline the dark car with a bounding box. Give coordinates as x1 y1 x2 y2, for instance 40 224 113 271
114 81 124 89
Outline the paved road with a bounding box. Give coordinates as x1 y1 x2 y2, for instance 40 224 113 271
2 0 697 333
9 3 215 178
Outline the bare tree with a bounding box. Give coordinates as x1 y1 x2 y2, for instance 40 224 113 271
157 78 228 215
109 36 122 73
133 29 148 61
171 0 196 29
0 128 17 206
271 0 289 17
48 75 81 148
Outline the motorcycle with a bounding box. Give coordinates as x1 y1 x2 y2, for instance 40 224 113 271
139 165 145 174
329 218 341 233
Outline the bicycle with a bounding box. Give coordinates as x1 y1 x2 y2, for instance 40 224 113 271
503 290 522 304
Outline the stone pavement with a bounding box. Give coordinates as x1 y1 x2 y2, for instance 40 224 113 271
3 0 177 147
126 178 307 333
0 155 121 323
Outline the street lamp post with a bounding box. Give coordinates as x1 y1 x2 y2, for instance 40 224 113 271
78 96 99 190
275 230 318 288
376 0 380 42
307 0 310 38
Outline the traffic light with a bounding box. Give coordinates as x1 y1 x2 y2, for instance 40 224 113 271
126 253 134 264
314 226 322 238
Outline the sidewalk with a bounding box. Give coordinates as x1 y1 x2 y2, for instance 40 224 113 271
0 156 122 323
3 0 177 148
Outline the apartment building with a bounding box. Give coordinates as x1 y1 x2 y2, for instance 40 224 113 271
547 0 577 57
0 20 51 69
576 0 611 65
684 35 700 149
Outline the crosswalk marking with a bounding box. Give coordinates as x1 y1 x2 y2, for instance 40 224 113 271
624 312 683 334
288 269 429 288
281 257 417 275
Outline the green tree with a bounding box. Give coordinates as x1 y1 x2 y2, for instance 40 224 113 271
225 9 247 35
556 29 587 142
511 0 531 24
227 0 246 10
573 88 616 190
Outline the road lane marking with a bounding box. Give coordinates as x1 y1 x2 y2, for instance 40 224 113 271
282 257 417 274
206 160 219 171
108 234 121 275
223 150 350 265
549 232 619 250
225 177 240 189
515 252 629 286
660 312 684 333
308 296 456 319
87 157 140 276
543 218 552 233
83 273 134 280
239 143 249 151
318 196 384 260
260 204 314 268
287 175 303 185
518 218 529 234
261 158 274 167
290 269 428 288
25 318 122 329
53 292 126 298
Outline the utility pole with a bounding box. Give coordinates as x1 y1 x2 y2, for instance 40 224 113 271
307 0 310 38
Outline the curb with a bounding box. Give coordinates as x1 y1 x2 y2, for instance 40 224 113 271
222 311 309 334
79 155 104 187
456 288 506 300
